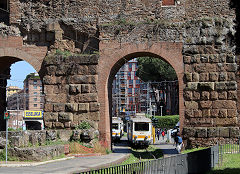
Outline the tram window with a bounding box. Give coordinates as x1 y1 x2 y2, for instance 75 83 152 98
135 123 149 131
112 123 118 129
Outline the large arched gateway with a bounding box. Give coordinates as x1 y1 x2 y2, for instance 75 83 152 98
97 42 184 147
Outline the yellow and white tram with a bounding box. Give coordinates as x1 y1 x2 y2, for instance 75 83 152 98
112 117 124 141
127 113 153 146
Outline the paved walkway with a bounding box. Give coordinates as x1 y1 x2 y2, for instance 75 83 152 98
154 136 179 157
0 152 129 174
0 137 178 173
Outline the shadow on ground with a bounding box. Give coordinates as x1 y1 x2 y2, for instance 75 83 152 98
159 148 178 155
131 149 163 160
208 168 240 174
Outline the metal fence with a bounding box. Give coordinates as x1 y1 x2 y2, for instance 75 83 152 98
219 140 240 166
78 145 219 174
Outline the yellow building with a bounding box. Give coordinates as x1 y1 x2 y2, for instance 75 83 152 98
6 86 22 98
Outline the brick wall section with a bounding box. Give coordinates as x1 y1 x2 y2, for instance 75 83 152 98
9 0 21 24
0 36 23 47
0 36 47 72
42 55 100 133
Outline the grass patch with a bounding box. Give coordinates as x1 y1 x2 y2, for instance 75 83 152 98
52 153 66 160
69 141 110 155
208 153 240 174
181 147 208 154
45 140 68 146
0 150 19 161
120 145 163 165
219 144 240 153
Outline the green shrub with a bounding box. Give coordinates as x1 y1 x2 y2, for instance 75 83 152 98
75 121 91 130
0 150 18 161
55 49 72 57
154 115 179 129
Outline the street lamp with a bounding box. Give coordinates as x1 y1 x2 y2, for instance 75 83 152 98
160 106 163 116
153 105 156 116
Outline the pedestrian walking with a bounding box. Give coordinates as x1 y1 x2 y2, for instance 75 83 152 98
175 133 183 153
157 129 160 140
161 130 165 140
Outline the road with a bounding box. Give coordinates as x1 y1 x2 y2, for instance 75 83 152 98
0 136 177 174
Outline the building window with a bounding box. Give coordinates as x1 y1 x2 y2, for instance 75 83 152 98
162 0 175 6
0 0 9 24
135 88 139 93
34 104 37 107
34 86 37 89
128 88 132 93
34 92 37 95
33 80 37 85
129 80 133 85
34 98 37 101
129 97 133 102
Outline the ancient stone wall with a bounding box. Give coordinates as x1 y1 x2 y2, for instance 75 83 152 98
182 17 239 147
0 0 239 148
42 54 100 132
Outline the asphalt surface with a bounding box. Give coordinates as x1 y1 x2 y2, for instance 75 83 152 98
154 136 179 157
0 153 129 174
0 136 178 174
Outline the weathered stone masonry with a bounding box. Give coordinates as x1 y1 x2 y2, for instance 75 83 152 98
0 0 240 148
182 18 239 147
42 54 100 130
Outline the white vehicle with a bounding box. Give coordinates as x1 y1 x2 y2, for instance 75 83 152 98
127 113 153 146
112 117 124 141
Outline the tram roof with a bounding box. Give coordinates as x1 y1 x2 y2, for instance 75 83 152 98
112 117 123 123
130 116 152 123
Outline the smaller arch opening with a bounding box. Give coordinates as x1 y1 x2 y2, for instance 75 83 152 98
0 58 45 131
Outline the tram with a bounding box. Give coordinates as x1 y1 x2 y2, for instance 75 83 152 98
112 117 124 141
127 113 153 146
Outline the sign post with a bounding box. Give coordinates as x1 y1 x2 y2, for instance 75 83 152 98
4 111 10 164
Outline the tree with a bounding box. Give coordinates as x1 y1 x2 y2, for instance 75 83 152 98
136 57 177 82
136 57 178 115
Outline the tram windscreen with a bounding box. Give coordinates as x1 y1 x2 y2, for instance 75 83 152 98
112 123 118 129
135 122 149 131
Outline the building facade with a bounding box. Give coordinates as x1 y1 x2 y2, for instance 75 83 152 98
6 73 44 130
6 86 21 98
23 73 44 111
112 59 142 117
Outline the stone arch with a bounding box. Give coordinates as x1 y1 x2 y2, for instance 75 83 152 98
0 47 46 73
97 41 184 148
0 37 47 130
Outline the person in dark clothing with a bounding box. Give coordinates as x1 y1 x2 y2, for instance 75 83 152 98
157 129 160 140
173 132 178 147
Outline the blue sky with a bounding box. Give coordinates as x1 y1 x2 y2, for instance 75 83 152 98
7 61 37 89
